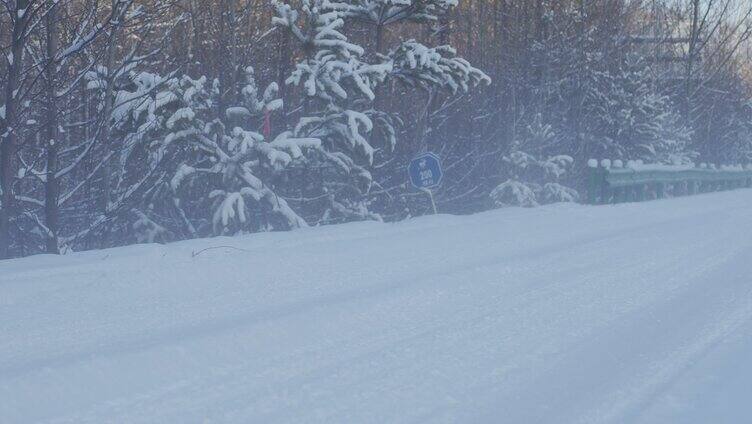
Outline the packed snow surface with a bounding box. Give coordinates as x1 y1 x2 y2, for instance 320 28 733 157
3 191 752 423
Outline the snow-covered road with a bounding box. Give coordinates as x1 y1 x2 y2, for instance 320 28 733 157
2 191 752 423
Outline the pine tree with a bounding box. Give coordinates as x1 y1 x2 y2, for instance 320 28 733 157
272 0 488 223
95 67 321 240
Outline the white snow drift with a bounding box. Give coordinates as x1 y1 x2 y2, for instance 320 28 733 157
2 190 752 423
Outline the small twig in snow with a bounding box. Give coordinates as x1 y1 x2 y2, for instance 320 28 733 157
191 246 252 258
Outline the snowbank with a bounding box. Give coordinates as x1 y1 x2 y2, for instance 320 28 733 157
2 190 752 423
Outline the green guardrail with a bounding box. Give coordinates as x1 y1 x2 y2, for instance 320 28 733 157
587 159 752 205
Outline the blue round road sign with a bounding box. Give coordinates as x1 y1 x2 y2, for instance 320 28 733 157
408 152 443 189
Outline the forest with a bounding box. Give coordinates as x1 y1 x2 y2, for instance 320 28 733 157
1 0 751 259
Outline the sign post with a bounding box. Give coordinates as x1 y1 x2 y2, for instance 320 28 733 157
408 152 443 214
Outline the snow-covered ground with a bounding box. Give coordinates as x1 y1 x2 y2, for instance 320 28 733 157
2 191 752 423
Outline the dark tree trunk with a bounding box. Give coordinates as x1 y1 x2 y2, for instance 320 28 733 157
44 3 61 254
0 0 29 259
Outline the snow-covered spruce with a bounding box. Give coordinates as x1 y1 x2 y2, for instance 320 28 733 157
491 123 580 207
490 180 539 208
100 67 321 238
272 0 488 224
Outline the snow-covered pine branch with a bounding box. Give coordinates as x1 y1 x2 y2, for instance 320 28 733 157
387 40 490 93
102 66 322 239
